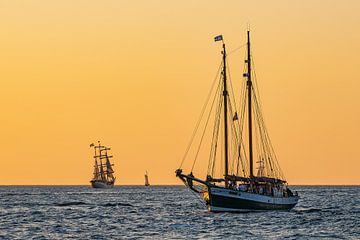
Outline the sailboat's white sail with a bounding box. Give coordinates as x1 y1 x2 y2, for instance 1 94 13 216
145 172 150 186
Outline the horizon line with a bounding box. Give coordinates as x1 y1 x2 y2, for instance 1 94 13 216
0 184 359 187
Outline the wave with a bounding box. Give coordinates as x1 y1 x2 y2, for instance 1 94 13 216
102 202 133 207
54 201 133 207
56 201 87 207
294 207 322 213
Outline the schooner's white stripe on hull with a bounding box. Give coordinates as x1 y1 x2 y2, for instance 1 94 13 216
209 206 265 212
210 187 299 206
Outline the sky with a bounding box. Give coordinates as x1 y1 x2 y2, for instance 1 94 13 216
0 0 359 185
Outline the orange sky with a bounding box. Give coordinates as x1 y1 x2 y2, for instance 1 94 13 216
0 1 359 185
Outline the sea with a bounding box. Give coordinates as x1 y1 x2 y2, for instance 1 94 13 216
0 185 359 239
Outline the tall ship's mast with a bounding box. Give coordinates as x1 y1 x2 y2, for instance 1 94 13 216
90 141 116 189
176 31 299 212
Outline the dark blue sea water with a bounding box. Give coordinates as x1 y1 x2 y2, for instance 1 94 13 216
0 186 359 239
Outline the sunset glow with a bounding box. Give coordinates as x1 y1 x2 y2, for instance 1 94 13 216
1 1 359 185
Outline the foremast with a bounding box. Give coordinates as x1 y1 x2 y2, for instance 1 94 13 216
246 31 254 178
221 41 230 187
176 35 231 189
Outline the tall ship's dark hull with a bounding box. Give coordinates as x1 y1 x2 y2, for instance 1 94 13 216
206 187 298 212
90 179 114 189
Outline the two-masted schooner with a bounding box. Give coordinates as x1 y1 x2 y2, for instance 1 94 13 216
90 141 116 188
176 31 299 212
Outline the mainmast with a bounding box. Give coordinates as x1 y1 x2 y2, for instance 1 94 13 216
222 42 230 187
98 141 104 180
246 31 254 178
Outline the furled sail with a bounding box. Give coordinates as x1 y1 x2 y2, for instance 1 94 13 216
93 161 100 179
106 159 114 173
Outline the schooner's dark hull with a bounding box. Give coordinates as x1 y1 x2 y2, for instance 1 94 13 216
207 187 299 212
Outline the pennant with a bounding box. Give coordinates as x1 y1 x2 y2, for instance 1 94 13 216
214 35 223 42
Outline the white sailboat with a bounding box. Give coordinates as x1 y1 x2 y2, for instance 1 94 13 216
145 171 150 186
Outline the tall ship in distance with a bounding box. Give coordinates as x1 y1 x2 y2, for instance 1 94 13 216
90 141 116 188
176 31 299 212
